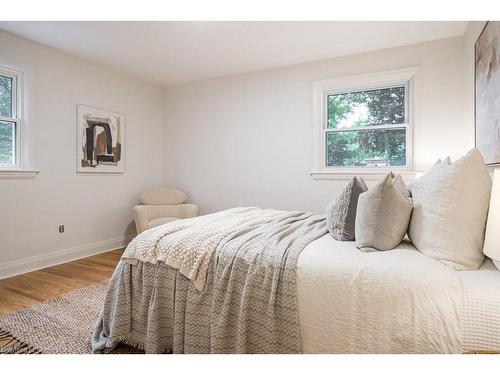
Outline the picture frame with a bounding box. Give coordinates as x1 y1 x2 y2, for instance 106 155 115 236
474 21 500 166
76 104 126 173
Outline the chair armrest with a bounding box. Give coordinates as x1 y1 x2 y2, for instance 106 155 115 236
180 204 199 218
140 204 197 220
133 204 199 234
133 205 150 234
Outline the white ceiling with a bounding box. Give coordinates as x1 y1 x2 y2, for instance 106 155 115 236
0 21 468 87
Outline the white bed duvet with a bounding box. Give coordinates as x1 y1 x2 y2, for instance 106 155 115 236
297 235 500 353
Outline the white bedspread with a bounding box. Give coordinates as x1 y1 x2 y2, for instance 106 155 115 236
459 259 500 352
297 235 464 353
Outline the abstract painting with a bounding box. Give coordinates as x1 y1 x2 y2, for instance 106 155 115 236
475 21 500 165
76 105 125 173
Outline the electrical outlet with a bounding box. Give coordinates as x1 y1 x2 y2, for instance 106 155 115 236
59 225 65 233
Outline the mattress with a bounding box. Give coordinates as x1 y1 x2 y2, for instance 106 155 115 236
296 234 500 353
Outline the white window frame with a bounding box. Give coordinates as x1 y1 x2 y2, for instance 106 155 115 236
0 64 37 179
311 67 420 181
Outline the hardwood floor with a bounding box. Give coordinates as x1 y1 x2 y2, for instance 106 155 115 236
0 249 123 316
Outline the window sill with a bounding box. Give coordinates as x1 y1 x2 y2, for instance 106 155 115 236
0 168 39 179
310 169 418 181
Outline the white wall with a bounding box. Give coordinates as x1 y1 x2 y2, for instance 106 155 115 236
0 30 164 272
163 37 466 215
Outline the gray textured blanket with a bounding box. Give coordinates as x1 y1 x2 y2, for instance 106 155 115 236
92 208 327 353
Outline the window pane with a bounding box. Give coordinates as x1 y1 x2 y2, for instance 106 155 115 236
0 121 15 164
326 128 406 167
0 75 13 118
327 86 406 129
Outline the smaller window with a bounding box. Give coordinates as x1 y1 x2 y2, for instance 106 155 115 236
0 65 35 178
325 84 409 168
312 68 418 179
0 71 17 166
0 65 33 176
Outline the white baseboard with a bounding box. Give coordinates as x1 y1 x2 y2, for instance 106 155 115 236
0 234 135 280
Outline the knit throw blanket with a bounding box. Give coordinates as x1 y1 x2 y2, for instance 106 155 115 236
92 207 327 353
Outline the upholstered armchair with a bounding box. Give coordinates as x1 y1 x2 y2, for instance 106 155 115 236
133 187 198 234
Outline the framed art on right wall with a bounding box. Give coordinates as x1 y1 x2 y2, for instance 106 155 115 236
475 21 500 165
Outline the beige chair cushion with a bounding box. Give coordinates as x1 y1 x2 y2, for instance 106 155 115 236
140 188 187 205
408 149 492 270
147 217 179 229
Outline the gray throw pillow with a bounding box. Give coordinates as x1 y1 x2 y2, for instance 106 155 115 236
326 177 368 241
355 172 413 251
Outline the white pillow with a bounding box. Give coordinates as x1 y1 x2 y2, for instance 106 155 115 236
483 169 500 270
427 156 451 174
408 149 492 270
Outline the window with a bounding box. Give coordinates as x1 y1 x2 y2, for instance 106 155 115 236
312 68 419 179
0 70 17 166
0 65 35 177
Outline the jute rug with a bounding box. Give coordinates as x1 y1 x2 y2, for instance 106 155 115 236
0 280 141 354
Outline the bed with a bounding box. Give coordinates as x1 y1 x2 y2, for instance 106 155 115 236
92 207 500 354
298 234 500 353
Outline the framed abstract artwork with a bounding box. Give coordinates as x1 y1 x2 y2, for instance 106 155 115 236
76 105 125 173
475 21 500 165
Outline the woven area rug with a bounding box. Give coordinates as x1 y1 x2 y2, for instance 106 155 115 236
0 280 141 354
